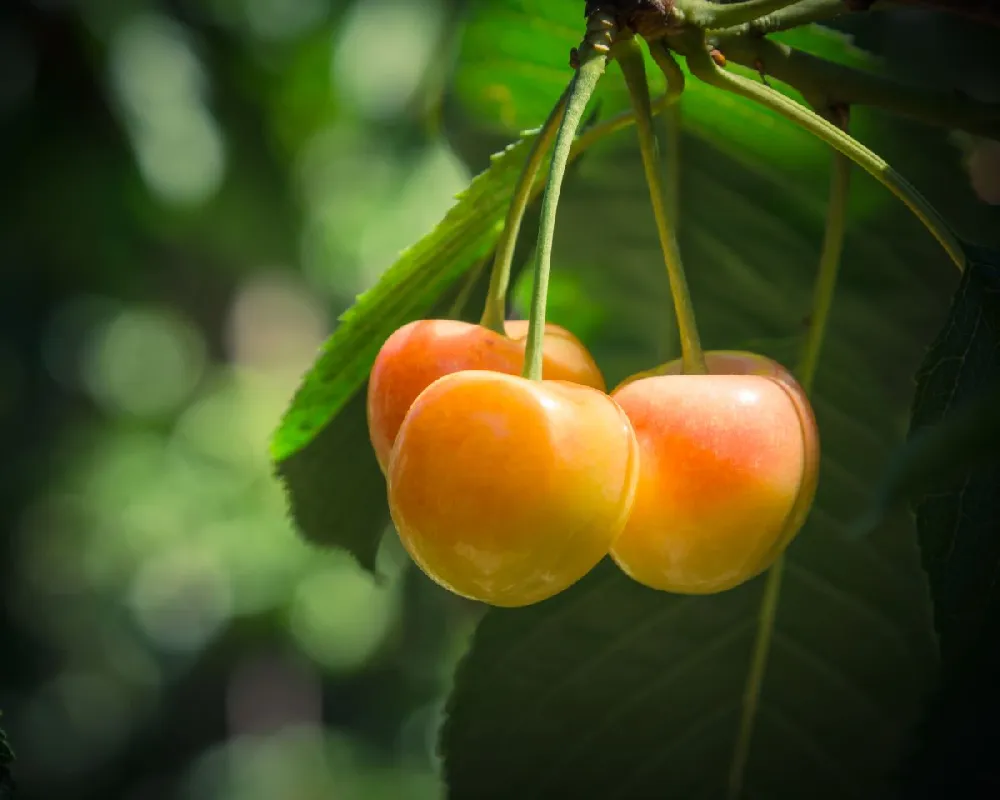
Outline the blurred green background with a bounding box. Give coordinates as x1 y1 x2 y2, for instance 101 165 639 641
2 1 998 799
0 1 484 798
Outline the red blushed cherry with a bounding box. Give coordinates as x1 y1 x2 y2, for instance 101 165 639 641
366 319 605 473
609 351 820 594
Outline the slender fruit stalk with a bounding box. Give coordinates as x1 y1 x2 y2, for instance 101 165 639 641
522 14 615 381
616 37 707 375
647 41 686 226
480 89 570 335
727 124 851 800
684 35 964 271
798 146 851 391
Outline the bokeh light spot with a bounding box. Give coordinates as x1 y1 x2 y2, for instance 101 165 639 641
332 0 444 120
225 272 329 379
110 13 226 204
242 0 328 41
289 557 401 674
129 548 233 653
81 306 206 418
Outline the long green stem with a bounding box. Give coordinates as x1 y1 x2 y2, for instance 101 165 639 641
616 38 706 375
799 148 851 392
480 89 570 335
469 77 680 328
682 0 805 30
728 556 785 799
648 40 687 105
684 38 965 271
729 123 852 800
522 25 612 381
648 41 686 225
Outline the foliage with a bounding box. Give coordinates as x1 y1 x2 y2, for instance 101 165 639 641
1 1 474 798
6 0 1000 798
270 0 1000 797
899 245 1000 797
271 3 885 572
271 133 544 570
0 721 12 800
440 91 950 800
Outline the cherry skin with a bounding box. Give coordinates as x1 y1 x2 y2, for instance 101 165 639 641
387 370 639 607
609 351 820 595
367 319 605 474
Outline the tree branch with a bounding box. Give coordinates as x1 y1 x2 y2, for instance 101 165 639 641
715 0 1000 36
680 0 805 30
724 0 850 35
713 33 1000 139
872 0 1000 27
678 28 965 268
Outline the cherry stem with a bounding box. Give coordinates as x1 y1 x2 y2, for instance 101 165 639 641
521 18 613 382
798 142 851 394
729 117 851 800
480 89 570 336
648 41 686 226
728 556 785 800
615 37 707 376
684 34 965 271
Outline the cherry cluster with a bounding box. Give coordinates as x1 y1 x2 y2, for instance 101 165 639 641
367 322 820 607
362 9 824 609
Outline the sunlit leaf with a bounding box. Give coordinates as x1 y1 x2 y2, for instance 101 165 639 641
271 133 542 569
270 134 536 464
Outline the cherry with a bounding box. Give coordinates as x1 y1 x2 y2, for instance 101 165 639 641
609 350 820 594
387 370 639 607
367 319 605 473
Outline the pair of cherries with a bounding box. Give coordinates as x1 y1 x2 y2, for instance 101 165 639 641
367 318 819 607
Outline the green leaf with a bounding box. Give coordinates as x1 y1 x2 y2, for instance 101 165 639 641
274 388 390 572
897 245 1000 798
452 0 664 134
442 133 947 800
270 130 548 569
862 379 1000 531
273 252 523 572
271 134 536 464
438 4 999 799
268 0 910 570
909 246 1000 658
0 720 13 800
452 2 883 192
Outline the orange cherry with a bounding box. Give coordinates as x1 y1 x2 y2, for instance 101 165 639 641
366 319 605 473
387 370 639 607
609 351 820 594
